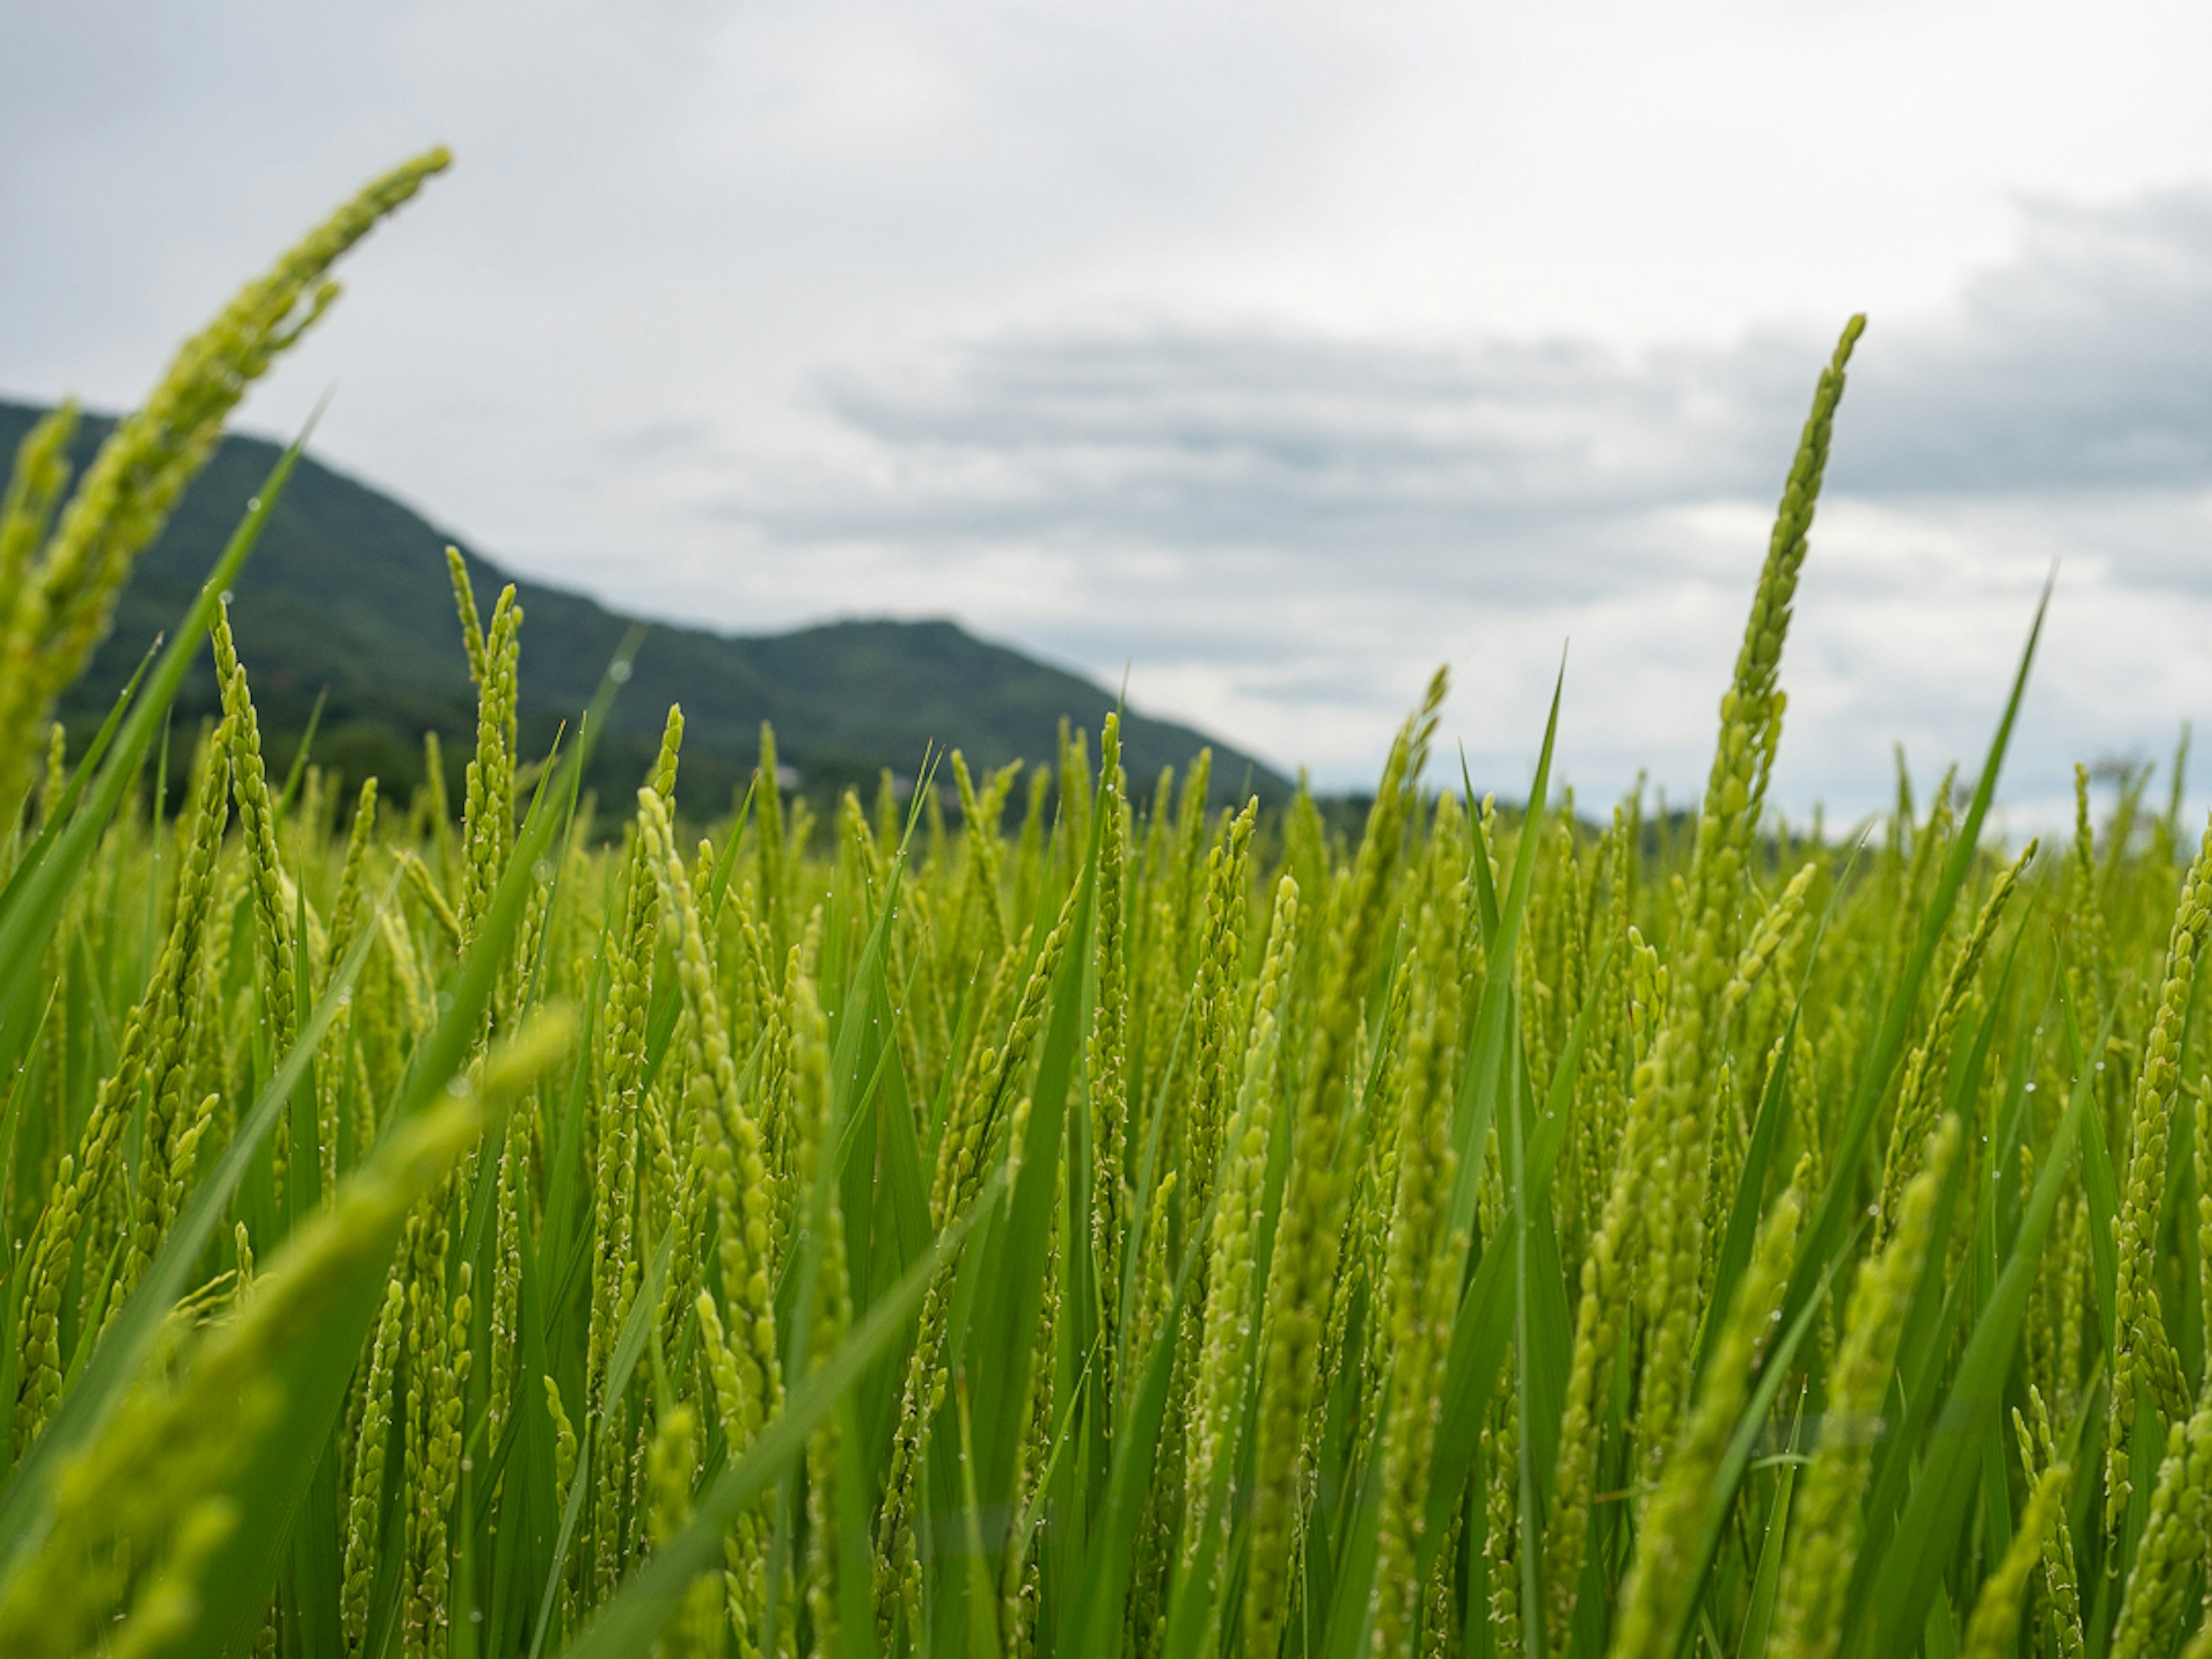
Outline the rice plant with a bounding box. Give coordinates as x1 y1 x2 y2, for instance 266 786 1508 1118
3 150 2211 1659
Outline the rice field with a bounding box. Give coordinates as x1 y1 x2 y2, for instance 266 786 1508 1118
3 151 2211 1659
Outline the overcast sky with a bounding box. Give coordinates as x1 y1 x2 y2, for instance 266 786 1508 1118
9 1 2212 822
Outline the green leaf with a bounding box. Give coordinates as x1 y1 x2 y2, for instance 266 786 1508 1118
1786 574 2052 1327
0 633 159 940
1056 1223 1194 1659
184 638 641 1654
559 1170 1006 1659
1737 1403 1806 1659
524 1229 674 1659
969 838 1094 1517
0 867 388 1598
1851 1006 2103 1656
1446 671 1563 1248
1695 836 1867 1385
1658 1251 1842 1659
0 423 315 1067
2060 988 2120 1362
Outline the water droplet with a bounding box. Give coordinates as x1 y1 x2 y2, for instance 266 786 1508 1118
219 589 234 606
609 659 634 684
247 497 262 512
1866 1203 1880 1217
2025 1082 2037 1092
447 1075 469 1097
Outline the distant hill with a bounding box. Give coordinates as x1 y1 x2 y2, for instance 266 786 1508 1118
0 400 1293 817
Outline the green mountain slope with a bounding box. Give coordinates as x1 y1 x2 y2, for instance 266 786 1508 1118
1 400 1292 814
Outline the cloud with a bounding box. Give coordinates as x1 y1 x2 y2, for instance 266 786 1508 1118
738 187 2212 563
11 1 2212 814
600 419 719 464
664 190 2212 808
740 326 1778 592
1841 189 2212 502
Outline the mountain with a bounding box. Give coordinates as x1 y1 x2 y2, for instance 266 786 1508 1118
0 400 1293 816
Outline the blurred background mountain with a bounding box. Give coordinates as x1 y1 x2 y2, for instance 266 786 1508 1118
2 400 1292 821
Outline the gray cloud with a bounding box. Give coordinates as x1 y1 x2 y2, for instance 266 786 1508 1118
715 189 2212 607
737 328 1780 597
600 419 719 464
643 191 2212 809
1841 190 2212 499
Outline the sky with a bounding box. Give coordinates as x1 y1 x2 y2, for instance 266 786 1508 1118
9 1 2212 824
